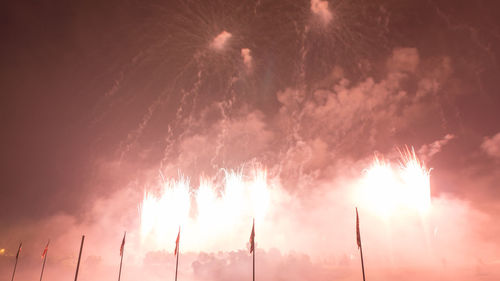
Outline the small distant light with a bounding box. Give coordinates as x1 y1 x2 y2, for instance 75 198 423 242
0 248 5 255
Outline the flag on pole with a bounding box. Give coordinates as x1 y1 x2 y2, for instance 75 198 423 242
40 240 50 281
118 232 126 281
249 219 255 254
174 226 181 281
41 241 50 259
120 232 126 257
174 227 180 256
15 243 22 259
356 207 361 250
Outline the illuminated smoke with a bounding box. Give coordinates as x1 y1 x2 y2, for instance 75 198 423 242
241 48 252 69
211 31 232 50
310 0 333 24
481 132 500 158
418 134 455 162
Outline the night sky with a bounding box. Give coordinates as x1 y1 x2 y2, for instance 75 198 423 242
1 0 500 280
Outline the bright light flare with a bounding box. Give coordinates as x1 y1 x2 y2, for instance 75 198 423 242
249 169 270 221
140 167 270 252
140 176 191 245
399 148 431 213
358 148 432 217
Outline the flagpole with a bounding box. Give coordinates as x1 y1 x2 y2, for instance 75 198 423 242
40 241 50 281
11 242 22 281
74 235 85 281
356 208 366 281
174 226 180 281
252 238 255 281
174 243 179 281
40 250 48 281
10 257 18 281
359 241 366 281
252 218 255 281
118 232 126 281
118 249 124 281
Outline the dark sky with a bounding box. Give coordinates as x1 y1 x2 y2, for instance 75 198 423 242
1 0 499 230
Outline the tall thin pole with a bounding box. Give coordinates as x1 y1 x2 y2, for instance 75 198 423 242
11 242 22 281
11 257 18 281
174 244 179 281
118 250 124 281
359 243 366 281
174 226 180 281
74 235 85 281
118 232 126 281
252 239 255 281
356 208 366 281
40 240 50 281
252 218 255 281
40 251 48 281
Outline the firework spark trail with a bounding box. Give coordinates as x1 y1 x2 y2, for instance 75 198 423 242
271 0 390 183
103 0 391 164
138 2 257 167
108 29 207 161
120 32 226 165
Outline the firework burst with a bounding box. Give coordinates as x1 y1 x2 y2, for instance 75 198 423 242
139 167 270 252
357 147 432 218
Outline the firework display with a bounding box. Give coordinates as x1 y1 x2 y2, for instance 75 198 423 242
1 0 499 280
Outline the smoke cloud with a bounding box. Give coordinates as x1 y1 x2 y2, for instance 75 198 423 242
481 132 500 159
241 48 252 70
211 31 232 50
311 0 333 24
418 134 455 162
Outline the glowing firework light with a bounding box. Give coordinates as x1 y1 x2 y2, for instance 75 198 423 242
139 147 432 254
357 147 432 218
139 167 270 253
